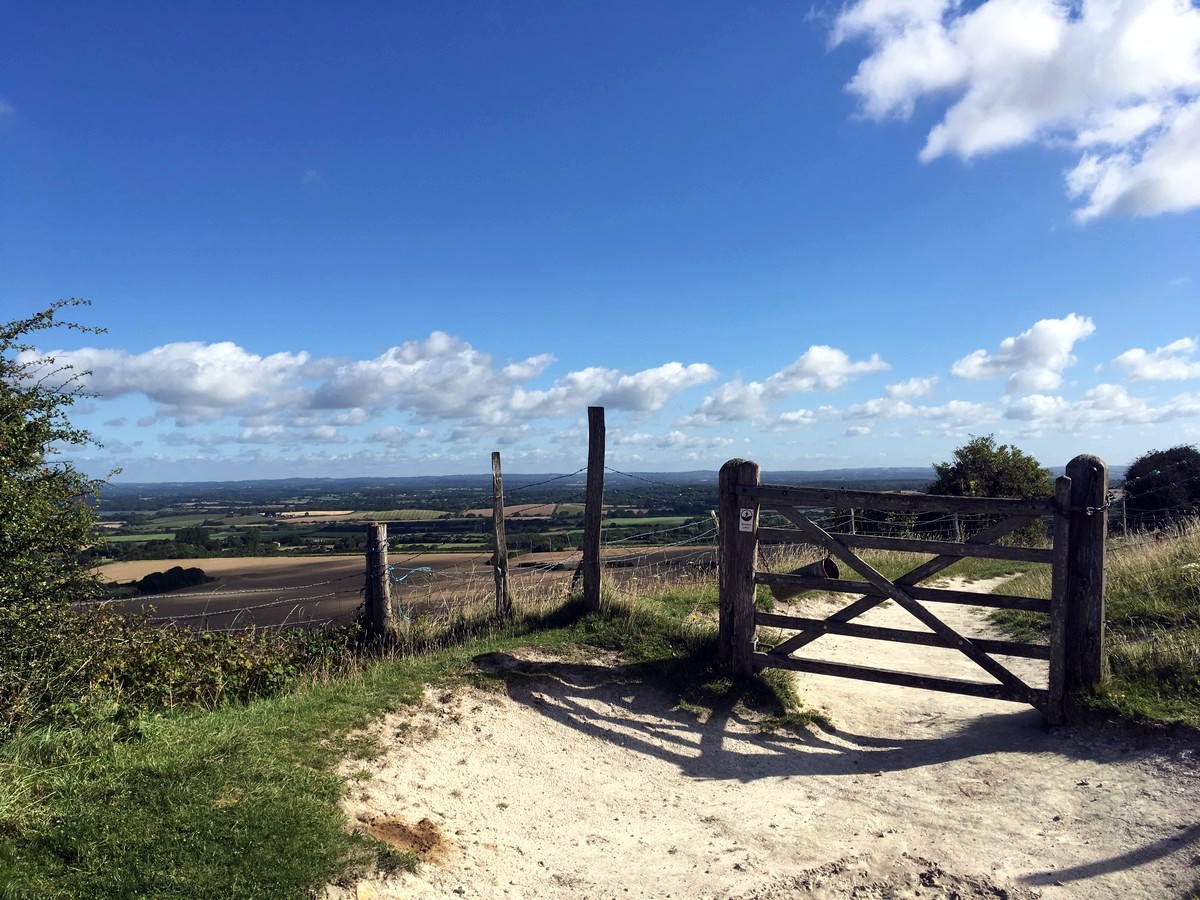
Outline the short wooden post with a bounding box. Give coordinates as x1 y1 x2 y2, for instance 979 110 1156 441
1047 475 1071 725
491 451 512 622
581 406 605 610
718 458 760 678
365 523 391 638
1065 454 1108 691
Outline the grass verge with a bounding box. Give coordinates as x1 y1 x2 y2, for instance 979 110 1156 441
992 522 1200 729
0 582 816 898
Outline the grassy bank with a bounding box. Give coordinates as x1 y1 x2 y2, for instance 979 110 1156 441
0 583 808 899
994 521 1200 729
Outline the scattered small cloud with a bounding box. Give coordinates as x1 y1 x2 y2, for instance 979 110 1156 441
685 345 889 425
885 376 937 400
301 168 323 186
366 425 411 446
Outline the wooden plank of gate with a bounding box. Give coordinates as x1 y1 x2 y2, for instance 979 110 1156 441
753 653 1049 707
756 612 1051 660
754 574 1050 611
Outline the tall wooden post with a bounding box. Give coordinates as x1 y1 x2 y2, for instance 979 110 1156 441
718 458 760 678
491 451 512 622
365 523 391 638
1047 475 1071 725
582 406 605 610
1065 454 1108 691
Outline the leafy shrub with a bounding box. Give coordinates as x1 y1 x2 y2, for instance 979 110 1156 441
0 601 357 742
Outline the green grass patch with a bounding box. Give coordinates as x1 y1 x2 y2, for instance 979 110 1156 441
142 515 213 527
105 533 175 542
602 516 691 527
990 524 1200 729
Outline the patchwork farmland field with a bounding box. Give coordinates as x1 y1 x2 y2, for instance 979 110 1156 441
97 545 717 630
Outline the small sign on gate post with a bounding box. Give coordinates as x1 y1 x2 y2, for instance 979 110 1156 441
738 508 754 532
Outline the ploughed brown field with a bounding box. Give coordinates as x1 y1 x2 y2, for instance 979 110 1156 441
96 547 715 630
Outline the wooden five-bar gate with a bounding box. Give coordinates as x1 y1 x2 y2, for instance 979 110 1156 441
717 456 1109 725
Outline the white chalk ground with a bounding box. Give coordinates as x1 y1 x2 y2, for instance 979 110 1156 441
325 579 1200 899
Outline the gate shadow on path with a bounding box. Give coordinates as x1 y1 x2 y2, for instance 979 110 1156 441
471 653 1145 784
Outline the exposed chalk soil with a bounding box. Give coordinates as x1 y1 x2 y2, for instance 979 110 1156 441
325 580 1200 899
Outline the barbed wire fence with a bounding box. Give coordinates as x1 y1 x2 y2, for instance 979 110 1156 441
103 415 1198 635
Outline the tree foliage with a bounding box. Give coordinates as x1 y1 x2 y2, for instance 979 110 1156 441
0 299 107 605
1123 445 1200 526
928 435 1053 499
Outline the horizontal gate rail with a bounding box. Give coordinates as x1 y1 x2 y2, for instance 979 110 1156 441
755 612 1051 660
751 653 1049 705
754 573 1050 612
757 527 1053 563
738 483 1056 516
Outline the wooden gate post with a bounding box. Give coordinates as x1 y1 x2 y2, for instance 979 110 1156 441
1047 474 1071 725
491 451 512 622
1065 454 1109 691
719 458 760 678
582 406 605 611
365 523 391 638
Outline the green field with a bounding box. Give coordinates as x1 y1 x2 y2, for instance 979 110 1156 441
603 516 692 527
104 533 175 543
138 514 212 527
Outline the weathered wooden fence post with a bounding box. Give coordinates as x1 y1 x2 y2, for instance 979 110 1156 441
582 406 605 610
491 451 512 622
1065 454 1109 692
718 458 760 678
365 523 391 638
1047 474 1072 725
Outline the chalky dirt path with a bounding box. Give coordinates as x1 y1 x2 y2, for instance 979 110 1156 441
326 579 1200 899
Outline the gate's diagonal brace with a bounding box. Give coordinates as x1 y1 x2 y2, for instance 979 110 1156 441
772 510 1039 706
768 514 1036 658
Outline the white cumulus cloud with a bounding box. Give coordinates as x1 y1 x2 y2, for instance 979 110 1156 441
32 342 310 417
512 362 716 418
311 332 526 420
685 346 889 426
1004 383 1200 432
834 0 1200 220
1113 337 1200 380
886 376 938 399
951 314 1095 392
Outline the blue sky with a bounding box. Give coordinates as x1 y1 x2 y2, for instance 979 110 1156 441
3 1 1199 482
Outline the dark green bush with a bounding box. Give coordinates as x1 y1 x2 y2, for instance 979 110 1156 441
0 601 357 742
